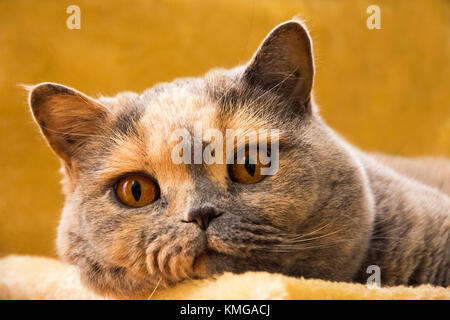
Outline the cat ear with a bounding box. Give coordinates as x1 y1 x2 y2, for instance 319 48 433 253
242 20 315 114
28 82 110 165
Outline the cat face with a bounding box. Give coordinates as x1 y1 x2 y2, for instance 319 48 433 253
28 20 374 297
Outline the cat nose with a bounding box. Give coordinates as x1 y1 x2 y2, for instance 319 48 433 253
183 205 221 230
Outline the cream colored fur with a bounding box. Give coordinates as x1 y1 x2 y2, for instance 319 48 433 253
0 255 448 300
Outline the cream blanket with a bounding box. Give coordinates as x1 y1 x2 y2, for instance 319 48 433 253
0 255 448 300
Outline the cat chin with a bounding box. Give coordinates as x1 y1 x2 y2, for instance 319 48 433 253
191 249 262 278
192 251 210 278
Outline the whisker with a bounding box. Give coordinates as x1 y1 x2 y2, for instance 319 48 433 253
281 227 346 244
263 235 427 253
147 277 162 300
282 222 332 241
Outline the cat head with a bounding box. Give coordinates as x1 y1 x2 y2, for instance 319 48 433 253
28 20 374 298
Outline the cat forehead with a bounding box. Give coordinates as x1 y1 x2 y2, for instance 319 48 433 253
102 79 220 135
101 71 285 157
141 84 219 131
106 83 263 140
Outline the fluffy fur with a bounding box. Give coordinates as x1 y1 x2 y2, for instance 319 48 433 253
25 20 450 298
1 256 448 300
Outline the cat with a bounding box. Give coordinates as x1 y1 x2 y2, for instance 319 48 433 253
27 19 449 298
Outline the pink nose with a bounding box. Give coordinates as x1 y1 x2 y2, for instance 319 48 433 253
183 205 221 230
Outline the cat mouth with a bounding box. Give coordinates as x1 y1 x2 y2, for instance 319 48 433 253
204 228 248 258
191 235 223 277
191 235 232 278
192 248 233 278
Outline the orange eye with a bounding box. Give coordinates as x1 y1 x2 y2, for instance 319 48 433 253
228 150 271 184
115 175 159 208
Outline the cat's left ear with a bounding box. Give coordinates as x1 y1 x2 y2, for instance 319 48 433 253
27 82 110 166
243 20 315 114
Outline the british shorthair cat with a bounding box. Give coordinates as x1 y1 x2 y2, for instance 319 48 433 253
27 20 449 298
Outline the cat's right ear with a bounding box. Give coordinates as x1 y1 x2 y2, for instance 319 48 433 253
27 82 110 166
242 20 315 115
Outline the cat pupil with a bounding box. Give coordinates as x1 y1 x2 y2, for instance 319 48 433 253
245 156 256 176
131 180 142 202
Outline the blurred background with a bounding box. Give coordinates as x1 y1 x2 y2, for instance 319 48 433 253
0 0 448 257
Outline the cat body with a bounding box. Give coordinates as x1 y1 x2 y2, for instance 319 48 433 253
27 20 449 297
356 152 449 286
